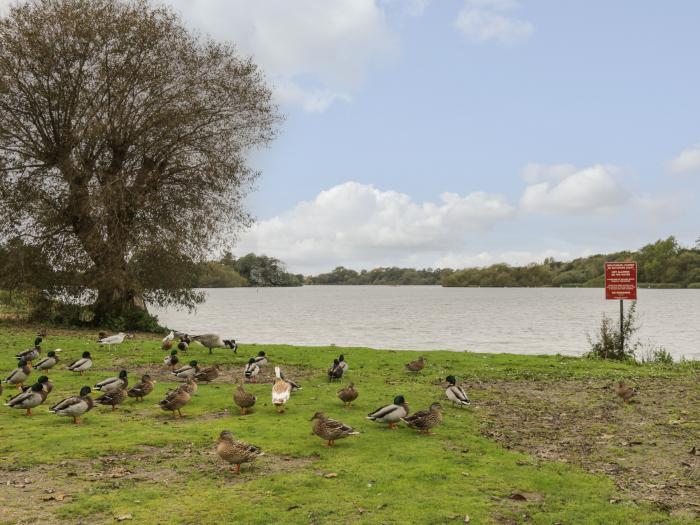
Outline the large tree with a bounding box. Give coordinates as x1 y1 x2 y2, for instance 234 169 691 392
0 0 279 323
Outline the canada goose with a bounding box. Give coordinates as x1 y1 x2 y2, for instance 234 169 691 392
191 334 236 354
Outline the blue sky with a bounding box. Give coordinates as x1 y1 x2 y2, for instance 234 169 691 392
8 0 696 273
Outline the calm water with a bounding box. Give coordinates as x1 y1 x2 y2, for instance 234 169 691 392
151 286 700 360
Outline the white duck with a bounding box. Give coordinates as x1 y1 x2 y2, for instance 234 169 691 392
271 366 291 413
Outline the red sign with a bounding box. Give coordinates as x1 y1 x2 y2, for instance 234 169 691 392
605 262 637 300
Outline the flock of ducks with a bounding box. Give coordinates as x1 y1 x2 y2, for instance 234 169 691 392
2 332 640 474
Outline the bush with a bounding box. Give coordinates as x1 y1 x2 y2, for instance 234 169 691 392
636 346 674 364
586 302 640 361
687 282 700 289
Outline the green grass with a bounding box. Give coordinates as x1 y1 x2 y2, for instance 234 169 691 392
1 327 697 524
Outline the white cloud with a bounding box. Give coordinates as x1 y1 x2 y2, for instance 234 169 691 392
237 182 515 272
166 0 399 112
520 164 629 215
633 194 685 221
455 0 533 45
668 144 700 175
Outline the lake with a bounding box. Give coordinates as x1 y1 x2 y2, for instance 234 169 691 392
151 286 700 360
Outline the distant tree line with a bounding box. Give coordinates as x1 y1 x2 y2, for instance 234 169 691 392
442 237 700 288
305 266 454 285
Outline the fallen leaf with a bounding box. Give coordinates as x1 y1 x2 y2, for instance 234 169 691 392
115 514 132 521
324 472 337 478
464 516 470 523
508 493 527 501
286 505 300 511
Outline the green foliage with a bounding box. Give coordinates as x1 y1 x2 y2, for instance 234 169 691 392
225 252 301 287
586 302 640 361
308 266 452 285
443 237 700 288
194 262 249 287
636 346 674 365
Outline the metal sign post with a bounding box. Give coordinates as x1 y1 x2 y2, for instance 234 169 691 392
605 262 638 353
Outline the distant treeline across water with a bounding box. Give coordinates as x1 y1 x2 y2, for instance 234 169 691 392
194 236 700 289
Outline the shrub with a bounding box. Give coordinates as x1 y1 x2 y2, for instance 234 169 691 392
636 346 674 365
586 302 640 361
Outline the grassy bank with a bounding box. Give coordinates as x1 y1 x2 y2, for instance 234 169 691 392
1 327 698 524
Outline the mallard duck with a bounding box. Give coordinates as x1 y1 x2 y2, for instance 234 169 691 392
96 385 127 410
367 395 409 429
178 377 198 396
253 351 268 366
445 376 470 407
162 331 175 351
5 383 47 416
405 356 426 372
16 336 42 366
127 374 156 401
34 349 61 371
94 370 128 394
159 386 191 418
35 374 53 394
97 332 131 346
616 381 637 404
311 412 359 446
272 366 291 413
328 359 344 382
177 335 190 353
191 334 236 354
194 364 220 383
338 354 349 372
67 351 93 375
4 360 31 390
172 360 199 379
337 383 358 408
244 359 260 383
233 384 257 415
216 430 263 474
50 386 94 424
164 349 179 370
401 402 443 434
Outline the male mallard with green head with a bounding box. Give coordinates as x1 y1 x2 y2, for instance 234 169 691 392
94 370 128 394
159 386 191 418
50 386 94 424
445 376 470 407
67 351 93 375
5 383 47 416
311 412 359 446
401 402 443 434
337 383 358 408
233 384 256 415
216 430 264 474
4 360 31 390
34 349 61 371
16 336 43 367
164 349 179 370
172 360 199 379
367 395 409 429
127 374 156 401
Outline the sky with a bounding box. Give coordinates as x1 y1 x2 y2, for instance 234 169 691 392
4 0 700 274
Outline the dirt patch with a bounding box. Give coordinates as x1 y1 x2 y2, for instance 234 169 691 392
473 377 700 517
0 444 317 524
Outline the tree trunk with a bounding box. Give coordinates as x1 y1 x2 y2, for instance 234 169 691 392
91 253 148 323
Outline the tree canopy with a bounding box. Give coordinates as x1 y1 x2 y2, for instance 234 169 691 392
0 0 279 325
